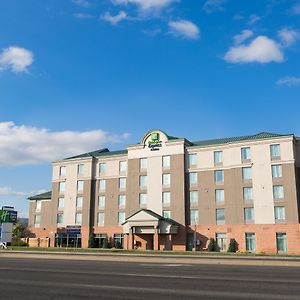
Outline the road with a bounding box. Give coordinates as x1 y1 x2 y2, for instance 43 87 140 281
1 256 300 299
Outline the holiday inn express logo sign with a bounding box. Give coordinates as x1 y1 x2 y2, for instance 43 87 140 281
0 210 17 223
148 133 162 151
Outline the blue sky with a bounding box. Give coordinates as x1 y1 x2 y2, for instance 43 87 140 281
0 0 300 217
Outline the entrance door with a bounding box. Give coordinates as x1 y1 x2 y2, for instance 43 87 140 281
146 235 153 250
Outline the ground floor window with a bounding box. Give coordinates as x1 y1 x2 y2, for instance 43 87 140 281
114 234 124 249
245 233 256 252
216 233 227 252
94 233 108 248
55 233 81 248
276 232 287 253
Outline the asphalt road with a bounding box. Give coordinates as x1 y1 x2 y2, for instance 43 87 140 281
1 256 300 300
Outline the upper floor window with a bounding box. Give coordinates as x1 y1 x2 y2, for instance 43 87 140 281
98 196 105 208
162 156 170 168
243 187 253 202
163 210 171 219
77 180 84 192
76 196 83 209
241 147 251 161
119 161 127 173
242 167 252 180
57 213 64 224
139 193 147 206
273 185 284 199
99 163 106 174
118 195 126 207
270 144 281 160
214 151 223 164
34 215 41 225
188 153 197 167
75 213 82 225
98 212 105 226
59 182 65 194
58 197 64 210
118 212 126 225
189 172 198 186
275 206 285 221
244 207 254 223
139 175 147 188
162 192 171 206
162 173 171 186
77 164 84 176
140 158 147 170
119 177 126 189
214 170 224 184
190 209 199 225
215 189 224 204
190 191 198 205
59 166 66 178
99 179 106 191
35 200 42 211
216 208 225 224
272 165 282 178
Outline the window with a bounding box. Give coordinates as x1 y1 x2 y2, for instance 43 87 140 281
57 213 64 224
77 164 84 175
244 208 254 223
272 165 282 178
215 189 224 204
162 173 171 186
119 177 126 189
273 185 284 199
242 167 252 180
216 233 227 252
245 233 256 252
118 195 126 207
140 158 147 170
214 170 224 183
188 153 197 167
77 180 84 192
270 144 281 159
59 182 65 194
163 210 171 219
162 192 171 206
190 209 199 225
139 175 147 188
99 179 106 191
118 212 126 225
241 147 251 161
34 215 41 225
59 166 66 177
189 172 198 186
35 200 42 211
119 161 127 173
139 193 147 205
98 212 105 226
243 187 253 201
216 208 225 224
190 191 198 205
162 156 170 168
214 151 223 164
99 163 106 174
275 206 285 221
75 213 82 225
98 196 105 208
114 234 124 249
76 197 83 209
276 233 287 253
58 197 64 210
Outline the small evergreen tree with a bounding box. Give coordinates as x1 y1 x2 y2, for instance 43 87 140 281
102 237 109 248
207 238 218 252
227 238 239 253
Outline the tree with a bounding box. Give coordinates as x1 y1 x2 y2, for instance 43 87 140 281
227 238 239 253
102 237 109 248
88 233 95 248
207 238 218 252
12 222 27 246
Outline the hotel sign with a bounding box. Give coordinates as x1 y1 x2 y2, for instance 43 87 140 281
148 133 162 151
0 210 18 223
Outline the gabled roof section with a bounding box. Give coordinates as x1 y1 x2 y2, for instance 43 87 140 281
64 148 128 160
28 191 52 200
190 132 294 148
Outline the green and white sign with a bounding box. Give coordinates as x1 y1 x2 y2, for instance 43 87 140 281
0 210 17 223
148 133 162 151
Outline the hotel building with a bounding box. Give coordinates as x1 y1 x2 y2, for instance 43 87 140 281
28 130 300 254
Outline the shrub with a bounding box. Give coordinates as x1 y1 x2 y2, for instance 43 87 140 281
207 238 218 252
102 238 109 249
227 238 239 253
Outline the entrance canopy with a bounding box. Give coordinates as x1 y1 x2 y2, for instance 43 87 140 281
122 209 179 235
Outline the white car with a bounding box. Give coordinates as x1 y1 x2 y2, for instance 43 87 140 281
0 242 7 249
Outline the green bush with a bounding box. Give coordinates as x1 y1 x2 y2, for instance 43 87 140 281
102 238 109 248
207 238 218 252
227 238 239 253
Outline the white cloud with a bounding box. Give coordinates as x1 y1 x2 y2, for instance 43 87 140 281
276 77 300 86
278 28 300 47
224 36 284 64
0 122 130 166
73 13 94 19
0 187 47 197
72 0 92 8
203 0 226 14
112 0 176 12
233 30 253 45
291 3 300 15
248 14 261 25
0 47 34 73
168 20 200 40
102 11 127 25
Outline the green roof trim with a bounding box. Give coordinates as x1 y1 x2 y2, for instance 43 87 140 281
189 132 294 148
64 149 127 160
28 191 52 200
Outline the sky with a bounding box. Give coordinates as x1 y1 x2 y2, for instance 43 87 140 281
0 0 300 217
